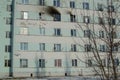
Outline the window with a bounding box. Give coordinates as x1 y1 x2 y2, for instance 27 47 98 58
5 45 11 52
83 16 90 23
39 0 45 6
87 59 92 67
102 59 106 67
100 45 106 52
113 45 118 52
98 17 104 24
39 13 44 20
83 2 89 9
108 18 115 25
20 42 28 50
6 31 11 38
39 43 45 51
84 44 92 52
54 44 61 52
71 29 76 37
114 58 119 66
54 59 62 67
7 5 12 12
20 59 28 68
53 0 60 7
6 17 11 24
84 30 91 38
71 44 77 52
39 27 45 35
53 13 61 21
21 11 28 19
70 1 75 8
54 28 61 36
39 59 45 68
97 4 103 11
70 15 76 22
72 59 77 67
22 0 29 4
99 30 104 38
20 27 28 35
108 5 114 12
5 60 11 67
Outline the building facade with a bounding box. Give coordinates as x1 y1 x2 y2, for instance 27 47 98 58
0 0 120 78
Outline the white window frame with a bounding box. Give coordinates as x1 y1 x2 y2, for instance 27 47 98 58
20 27 28 35
39 59 45 68
54 59 62 67
72 59 77 67
54 44 61 52
39 43 45 51
21 11 28 19
20 42 28 50
20 59 28 68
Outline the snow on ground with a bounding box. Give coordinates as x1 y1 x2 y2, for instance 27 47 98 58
24 76 100 80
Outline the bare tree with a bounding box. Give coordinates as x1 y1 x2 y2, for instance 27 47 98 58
73 0 120 80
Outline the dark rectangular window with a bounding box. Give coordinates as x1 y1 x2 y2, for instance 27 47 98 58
97 4 103 11
98 17 104 25
54 28 61 36
108 5 114 12
84 30 91 38
84 44 92 52
71 44 77 52
6 31 11 38
39 0 45 6
7 5 12 12
53 0 60 7
55 59 62 67
83 2 89 9
87 59 92 67
70 15 76 22
99 30 104 38
100 45 106 52
72 59 77 67
54 44 61 52
39 59 45 68
108 18 116 25
20 42 28 50
70 1 75 8
53 13 61 21
22 0 29 4
20 59 28 68
71 29 76 37
39 43 45 51
5 45 11 52
5 60 11 67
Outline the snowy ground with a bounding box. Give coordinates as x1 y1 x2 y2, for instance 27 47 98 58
23 76 100 80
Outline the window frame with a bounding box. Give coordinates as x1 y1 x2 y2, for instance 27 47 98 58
53 0 60 7
5 59 11 67
54 44 61 52
54 28 61 36
39 43 45 51
39 59 45 68
72 59 77 67
70 1 75 8
54 59 62 67
20 59 28 68
20 42 28 50
22 0 29 4
83 2 89 10
21 11 28 19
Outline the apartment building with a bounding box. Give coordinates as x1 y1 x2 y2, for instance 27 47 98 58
0 0 120 78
